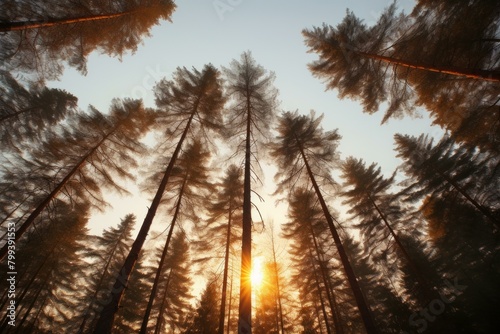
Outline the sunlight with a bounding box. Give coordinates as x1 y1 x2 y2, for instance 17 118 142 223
251 256 264 288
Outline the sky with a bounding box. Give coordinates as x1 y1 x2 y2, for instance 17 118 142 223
47 1 444 241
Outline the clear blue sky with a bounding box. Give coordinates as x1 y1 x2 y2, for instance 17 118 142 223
48 1 444 235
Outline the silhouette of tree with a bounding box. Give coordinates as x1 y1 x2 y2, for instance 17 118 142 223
184 279 220 334
421 192 500 332
341 157 436 295
0 201 90 333
0 0 176 81
77 214 136 333
93 64 224 333
0 70 78 149
0 99 153 260
394 133 500 229
303 1 500 151
146 230 193 334
140 140 212 333
223 51 278 333
196 164 243 334
113 249 152 333
271 110 378 333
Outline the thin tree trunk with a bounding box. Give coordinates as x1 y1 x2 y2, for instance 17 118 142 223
310 226 344 334
366 195 434 289
0 107 41 123
154 269 173 334
439 172 499 228
270 226 286 334
227 260 234 334
92 108 197 334
357 50 500 82
309 248 332 334
0 128 115 260
0 11 133 32
218 203 233 334
295 134 378 334
78 225 130 334
141 174 188 334
238 95 253 334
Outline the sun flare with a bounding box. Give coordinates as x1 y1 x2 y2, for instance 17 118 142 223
251 256 264 287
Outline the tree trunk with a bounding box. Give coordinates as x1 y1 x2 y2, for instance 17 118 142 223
0 11 133 32
310 226 344 334
270 226 286 334
439 172 499 228
309 248 332 334
357 50 500 82
140 174 187 334
295 134 378 334
78 225 130 334
92 109 197 334
218 203 233 334
0 107 41 123
154 269 173 334
0 129 115 260
227 261 234 334
238 96 253 334
366 194 432 287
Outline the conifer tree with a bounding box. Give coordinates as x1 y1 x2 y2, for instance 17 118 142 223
93 64 225 333
223 51 278 333
394 133 500 229
271 110 377 333
0 0 176 80
77 214 136 333
140 140 212 333
0 99 154 260
0 201 90 333
0 70 78 149
196 164 244 334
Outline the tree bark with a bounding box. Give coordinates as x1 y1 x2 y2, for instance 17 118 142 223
140 174 188 334
0 11 133 32
238 94 253 334
295 134 378 334
218 203 233 334
308 247 332 334
270 226 286 334
92 108 197 334
154 269 173 334
357 50 500 82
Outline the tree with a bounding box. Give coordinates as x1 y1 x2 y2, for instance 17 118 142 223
0 0 176 81
394 133 500 229
113 249 153 333
341 157 434 294
270 110 378 333
0 70 78 149
0 201 91 333
184 280 221 334
77 214 136 333
0 98 154 260
140 140 213 333
148 230 193 334
93 64 225 333
303 1 500 151
197 164 244 334
421 192 500 333
283 188 353 334
223 51 278 333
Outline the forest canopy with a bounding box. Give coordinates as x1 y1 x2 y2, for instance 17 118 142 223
1 1 499 333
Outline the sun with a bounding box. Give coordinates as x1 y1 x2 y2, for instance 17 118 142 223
251 256 264 287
